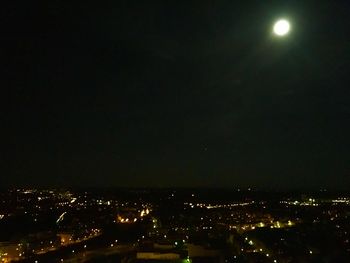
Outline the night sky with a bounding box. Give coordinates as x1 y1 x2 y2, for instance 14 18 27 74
2 1 350 189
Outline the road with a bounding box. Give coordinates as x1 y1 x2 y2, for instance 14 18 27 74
63 244 136 263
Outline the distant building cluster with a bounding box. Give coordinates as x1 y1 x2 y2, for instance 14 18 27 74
0 188 350 262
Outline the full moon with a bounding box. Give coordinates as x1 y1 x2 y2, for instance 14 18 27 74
273 19 290 36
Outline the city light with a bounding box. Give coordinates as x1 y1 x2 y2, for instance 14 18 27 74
0 188 348 262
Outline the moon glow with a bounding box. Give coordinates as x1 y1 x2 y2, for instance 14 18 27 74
273 19 290 36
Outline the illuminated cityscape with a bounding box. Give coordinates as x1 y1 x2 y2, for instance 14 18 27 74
0 188 350 262
3 1 350 262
